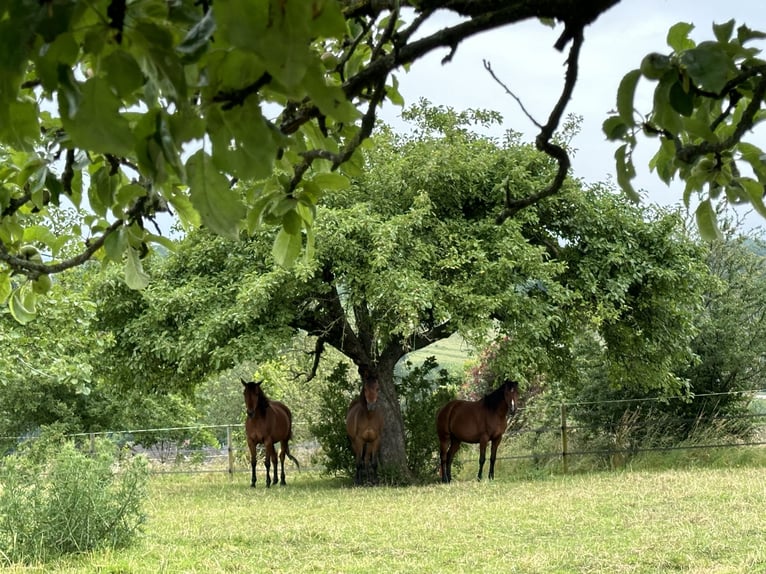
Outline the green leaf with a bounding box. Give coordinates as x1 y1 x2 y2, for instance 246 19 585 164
602 115 629 141
1 100 39 150
648 137 677 185
0 272 10 305
695 200 721 241
738 177 766 218
615 144 639 202
387 75 405 107
679 43 732 94
282 209 303 234
311 0 347 38
186 150 245 239
9 284 37 324
131 21 187 101
209 100 277 180
737 142 766 180
311 172 350 191
713 19 735 43
103 50 145 98
89 166 118 218
145 232 177 253
115 184 147 211
176 9 216 63
104 227 127 263
272 228 302 267
22 225 57 247
652 74 682 135
669 81 694 116
616 69 641 125
125 247 150 290
667 22 696 52
60 78 135 156
164 186 201 229
737 24 766 45
303 60 360 123
215 0 314 88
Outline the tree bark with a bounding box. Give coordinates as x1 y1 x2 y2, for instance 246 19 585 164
376 368 410 480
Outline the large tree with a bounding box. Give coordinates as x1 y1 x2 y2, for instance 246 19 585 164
0 0 762 321
91 108 707 477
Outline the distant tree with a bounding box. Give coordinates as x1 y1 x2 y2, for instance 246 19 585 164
670 229 766 432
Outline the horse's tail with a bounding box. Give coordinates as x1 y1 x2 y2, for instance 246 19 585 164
287 452 301 470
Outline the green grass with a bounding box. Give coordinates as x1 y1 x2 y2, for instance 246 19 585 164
6 463 766 573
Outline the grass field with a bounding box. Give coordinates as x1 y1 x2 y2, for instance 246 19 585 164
7 462 766 574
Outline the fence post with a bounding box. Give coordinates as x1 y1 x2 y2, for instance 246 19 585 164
226 425 234 480
560 403 569 474
89 432 96 456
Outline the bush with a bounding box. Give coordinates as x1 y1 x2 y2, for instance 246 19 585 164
0 428 149 565
397 356 459 482
308 362 357 477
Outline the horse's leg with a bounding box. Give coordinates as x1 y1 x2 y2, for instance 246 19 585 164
264 440 275 488
361 441 369 484
351 438 363 485
439 437 450 483
488 437 502 480
279 440 287 486
477 439 488 481
271 445 279 486
248 440 258 488
370 441 380 485
445 440 461 483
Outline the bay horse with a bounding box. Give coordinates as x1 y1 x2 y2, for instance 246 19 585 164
346 378 384 485
241 379 300 488
436 379 519 483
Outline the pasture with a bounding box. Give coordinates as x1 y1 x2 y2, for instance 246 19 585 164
7 465 766 573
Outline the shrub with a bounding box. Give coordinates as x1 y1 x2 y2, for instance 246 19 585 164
0 428 149 565
397 356 459 482
307 362 357 477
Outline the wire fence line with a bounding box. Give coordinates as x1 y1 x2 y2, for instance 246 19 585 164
3 391 766 476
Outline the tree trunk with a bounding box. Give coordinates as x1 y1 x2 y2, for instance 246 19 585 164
376 367 411 482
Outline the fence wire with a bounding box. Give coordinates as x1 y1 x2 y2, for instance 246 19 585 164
3 390 765 476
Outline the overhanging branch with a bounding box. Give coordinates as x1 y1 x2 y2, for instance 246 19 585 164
493 24 584 222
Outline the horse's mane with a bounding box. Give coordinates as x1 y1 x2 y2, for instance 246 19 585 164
245 381 270 416
481 380 516 410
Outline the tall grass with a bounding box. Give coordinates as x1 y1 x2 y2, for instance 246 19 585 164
5 459 766 573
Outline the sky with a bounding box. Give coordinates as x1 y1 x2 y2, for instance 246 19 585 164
377 0 766 230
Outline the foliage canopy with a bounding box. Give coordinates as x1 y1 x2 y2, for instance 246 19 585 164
0 0 762 322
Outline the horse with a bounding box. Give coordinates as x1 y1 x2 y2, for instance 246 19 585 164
345 378 384 485
241 379 300 488
436 379 519 483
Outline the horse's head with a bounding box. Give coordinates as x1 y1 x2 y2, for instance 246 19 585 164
504 380 520 415
242 378 267 419
362 380 380 411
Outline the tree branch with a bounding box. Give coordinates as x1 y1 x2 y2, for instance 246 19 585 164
676 75 766 165
0 218 124 279
494 24 584 222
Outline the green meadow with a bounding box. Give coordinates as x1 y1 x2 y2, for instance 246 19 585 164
7 464 766 574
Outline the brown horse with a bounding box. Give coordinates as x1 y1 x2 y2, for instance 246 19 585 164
436 379 519 483
242 379 300 488
346 378 384 485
